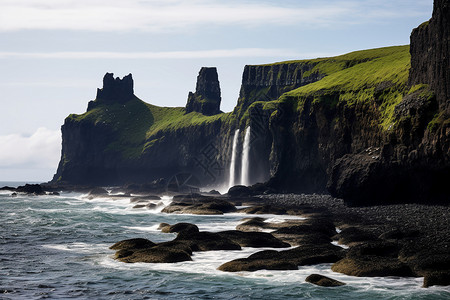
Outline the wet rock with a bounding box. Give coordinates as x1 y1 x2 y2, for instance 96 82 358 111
161 223 199 234
238 205 286 215
162 198 236 215
305 274 346 287
130 195 161 202
175 231 241 251
0 186 15 191
110 238 156 251
86 187 109 199
227 185 252 197
158 223 170 231
132 204 146 209
218 255 298 272
236 217 271 232
402 250 450 277
111 238 193 263
423 270 450 288
217 230 290 248
346 241 400 258
274 233 332 247
334 226 378 246
16 184 45 195
218 244 344 272
331 256 414 277
117 247 192 263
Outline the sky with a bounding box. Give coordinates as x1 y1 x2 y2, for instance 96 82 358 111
0 0 433 182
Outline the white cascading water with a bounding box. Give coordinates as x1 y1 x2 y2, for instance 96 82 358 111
241 126 251 186
228 129 240 188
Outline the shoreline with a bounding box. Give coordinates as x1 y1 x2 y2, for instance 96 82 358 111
3 183 449 288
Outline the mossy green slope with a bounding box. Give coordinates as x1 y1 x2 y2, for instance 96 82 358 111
67 97 230 159
273 45 413 130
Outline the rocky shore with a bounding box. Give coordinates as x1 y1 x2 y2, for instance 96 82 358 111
3 182 448 288
104 189 449 288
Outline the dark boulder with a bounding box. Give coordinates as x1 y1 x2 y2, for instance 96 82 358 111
331 256 415 277
86 187 109 198
110 238 156 250
423 270 450 288
0 186 15 191
161 223 199 234
217 230 290 248
218 256 298 272
218 244 344 272
227 185 252 197
175 231 241 251
238 205 286 215
305 274 346 287
334 226 378 246
132 204 146 209
162 198 236 215
117 247 192 263
346 241 400 258
236 217 271 232
16 184 45 195
130 195 161 202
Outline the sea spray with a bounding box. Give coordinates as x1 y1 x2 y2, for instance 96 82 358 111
229 129 240 188
241 126 251 186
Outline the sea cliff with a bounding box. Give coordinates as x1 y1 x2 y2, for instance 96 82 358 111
52 0 449 205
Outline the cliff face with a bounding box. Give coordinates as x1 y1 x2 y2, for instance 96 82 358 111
235 62 324 114
53 1 448 204
53 73 231 186
186 67 222 116
409 0 449 111
320 0 450 204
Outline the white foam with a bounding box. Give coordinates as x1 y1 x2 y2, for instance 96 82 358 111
123 224 161 232
43 242 108 253
99 247 430 293
332 241 349 249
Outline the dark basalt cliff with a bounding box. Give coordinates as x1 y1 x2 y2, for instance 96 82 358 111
186 67 222 116
235 62 324 114
409 0 449 111
53 0 449 205
325 0 449 204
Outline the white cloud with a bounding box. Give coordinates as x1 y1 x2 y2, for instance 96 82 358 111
0 48 328 60
0 0 376 32
0 128 61 171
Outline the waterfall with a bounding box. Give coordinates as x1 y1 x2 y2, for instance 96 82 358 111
241 126 251 186
228 129 240 188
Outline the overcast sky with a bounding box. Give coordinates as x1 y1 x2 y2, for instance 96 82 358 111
0 0 433 182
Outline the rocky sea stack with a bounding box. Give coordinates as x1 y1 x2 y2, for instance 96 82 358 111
186 67 222 116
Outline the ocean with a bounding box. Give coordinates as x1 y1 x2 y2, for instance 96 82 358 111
1 183 449 299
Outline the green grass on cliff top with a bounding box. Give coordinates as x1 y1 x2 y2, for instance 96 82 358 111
278 45 411 129
67 45 411 158
67 98 230 158
285 45 410 94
